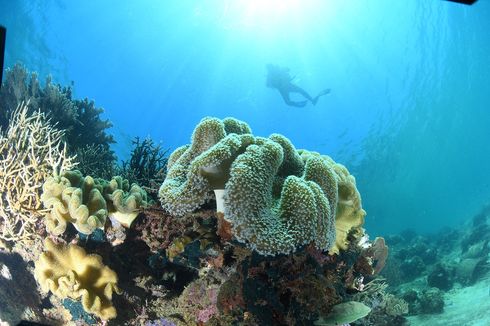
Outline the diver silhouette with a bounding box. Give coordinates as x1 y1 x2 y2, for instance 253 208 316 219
266 64 330 108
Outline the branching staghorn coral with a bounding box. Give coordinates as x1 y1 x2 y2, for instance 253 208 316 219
0 63 116 169
0 102 77 242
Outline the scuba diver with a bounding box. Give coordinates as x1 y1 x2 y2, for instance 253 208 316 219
266 64 330 108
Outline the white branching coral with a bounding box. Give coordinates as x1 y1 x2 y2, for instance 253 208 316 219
0 102 77 242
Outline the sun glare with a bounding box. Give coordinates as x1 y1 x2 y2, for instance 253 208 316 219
219 0 323 35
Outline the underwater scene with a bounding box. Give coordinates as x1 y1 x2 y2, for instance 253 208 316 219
0 0 489 325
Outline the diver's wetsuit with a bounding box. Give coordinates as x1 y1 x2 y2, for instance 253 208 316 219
266 64 329 107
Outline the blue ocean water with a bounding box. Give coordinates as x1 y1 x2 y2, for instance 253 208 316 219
1 0 489 237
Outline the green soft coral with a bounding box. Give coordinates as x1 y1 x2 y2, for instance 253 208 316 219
224 141 338 255
159 117 349 255
297 150 366 254
158 117 253 216
223 116 252 135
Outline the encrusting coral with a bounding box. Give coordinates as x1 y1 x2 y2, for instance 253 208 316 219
34 238 121 320
0 102 77 243
41 170 149 235
159 117 365 256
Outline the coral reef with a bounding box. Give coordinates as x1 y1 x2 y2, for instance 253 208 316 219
159 117 365 256
134 207 193 253
61 298 97 325
201 237 393 325
380 207 490 324
105 202 386 325
34 238 121 320
99 174 151 228
41 170 150 235
69 97 115 166
1 112 397 326
178 278 220 324
23 195 379 325
223 138 338 255
0 102 76 243
310 153 366 255
382 232 442 285
384 209 490 289
159 117 253 216
146 318 177 326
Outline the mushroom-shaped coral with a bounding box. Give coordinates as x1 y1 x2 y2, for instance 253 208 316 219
34 238 121 320
159 117 364 256
41 170 107 235
223 139 338 255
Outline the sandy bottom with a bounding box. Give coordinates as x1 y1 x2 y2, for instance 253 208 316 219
407 276 490 326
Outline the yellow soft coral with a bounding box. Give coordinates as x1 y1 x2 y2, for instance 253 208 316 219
100 176 149 228
41 171 149 234
329 161 366 254
34 238 121 320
